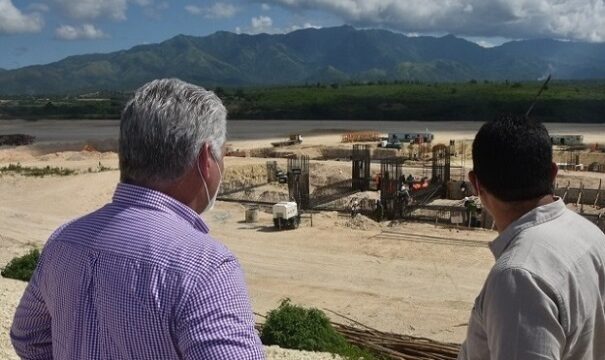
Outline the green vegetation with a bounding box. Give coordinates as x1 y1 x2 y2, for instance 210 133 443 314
0 94 126 119
261 299 380 360
0 163 76 177
1 81 604 122
1 249 40 282
224 80 605 122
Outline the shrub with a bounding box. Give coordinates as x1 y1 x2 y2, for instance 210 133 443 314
261 299 379 359
0 163 75 177
1 249 40 282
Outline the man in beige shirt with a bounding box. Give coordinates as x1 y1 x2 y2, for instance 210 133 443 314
459 114 605 359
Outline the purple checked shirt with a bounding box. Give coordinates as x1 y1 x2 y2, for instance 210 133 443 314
10 183 265 360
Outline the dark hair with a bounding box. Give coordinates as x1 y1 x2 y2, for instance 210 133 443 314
472 113 553 201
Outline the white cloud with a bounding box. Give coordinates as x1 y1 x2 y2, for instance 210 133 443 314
51 0 169 21
251 15 273 33
289 22 320 32
0 0 44 34
476 40 494 48
236 18 320 34
55 24 108 40
185 3 238 19
263 0 605 42
261 3 271 11
53 0 128 20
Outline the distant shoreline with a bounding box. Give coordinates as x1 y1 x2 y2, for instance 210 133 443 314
3 119 604 146
1 82 604 123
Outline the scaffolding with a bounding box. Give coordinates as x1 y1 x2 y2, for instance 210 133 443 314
266 161 278 183
287 156 310 210
432 144 451 184
380 158 407 220
352 144 371 191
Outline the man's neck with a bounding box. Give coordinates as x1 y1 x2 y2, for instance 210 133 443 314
130 176 202 213
493 195 556 233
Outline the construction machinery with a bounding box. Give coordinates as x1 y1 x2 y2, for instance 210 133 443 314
378 135 402 149
272 201 300 230
378 132 434 149
271 134 303 147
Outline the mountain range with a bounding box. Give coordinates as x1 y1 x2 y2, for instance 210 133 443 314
1 25 605 95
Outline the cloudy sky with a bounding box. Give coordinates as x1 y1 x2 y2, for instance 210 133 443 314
1 0 604 69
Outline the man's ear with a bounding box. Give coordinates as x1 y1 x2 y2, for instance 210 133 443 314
469 170 480 196
197 144 212 178
550 162 558 182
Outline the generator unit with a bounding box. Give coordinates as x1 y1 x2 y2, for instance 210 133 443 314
272 201 300 230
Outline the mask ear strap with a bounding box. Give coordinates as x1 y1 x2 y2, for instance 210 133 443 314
197 161 212 211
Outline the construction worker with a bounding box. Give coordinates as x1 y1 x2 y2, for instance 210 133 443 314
463 196 477 227
398 184 411 218
375 199 384 222
406 174 415 185
460 182 468 197
350 199 360 218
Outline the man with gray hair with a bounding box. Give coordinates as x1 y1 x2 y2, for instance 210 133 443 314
11 78 266 359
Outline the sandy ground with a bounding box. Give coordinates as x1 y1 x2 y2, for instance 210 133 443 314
1 120 603 359
0 149 495 359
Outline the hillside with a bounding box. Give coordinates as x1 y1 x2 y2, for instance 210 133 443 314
1 26 605 94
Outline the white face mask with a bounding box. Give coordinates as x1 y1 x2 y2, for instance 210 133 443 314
197 153 223 214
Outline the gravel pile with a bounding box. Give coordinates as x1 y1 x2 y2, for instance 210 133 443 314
265 345 343 360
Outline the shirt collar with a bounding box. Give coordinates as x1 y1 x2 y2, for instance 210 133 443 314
489 197 566 259
112 182 209 233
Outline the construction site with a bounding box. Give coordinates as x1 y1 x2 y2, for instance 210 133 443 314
1 120 605 360
220 131 605 233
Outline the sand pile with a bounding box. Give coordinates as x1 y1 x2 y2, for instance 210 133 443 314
309 162 349 187
337 214 380 231
222 163 269 191
257 190 290 203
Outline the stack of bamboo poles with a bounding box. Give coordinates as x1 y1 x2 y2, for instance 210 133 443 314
332 321 459 360
341 131 382 143
256 309 460 360
328 310 460 360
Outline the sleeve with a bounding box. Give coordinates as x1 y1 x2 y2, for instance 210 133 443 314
483 268 566 360
10 267 53 360
176 257 265 360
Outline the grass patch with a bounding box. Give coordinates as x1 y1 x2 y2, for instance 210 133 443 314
0 163 76 177
1 249 39 282
261 299 381 360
